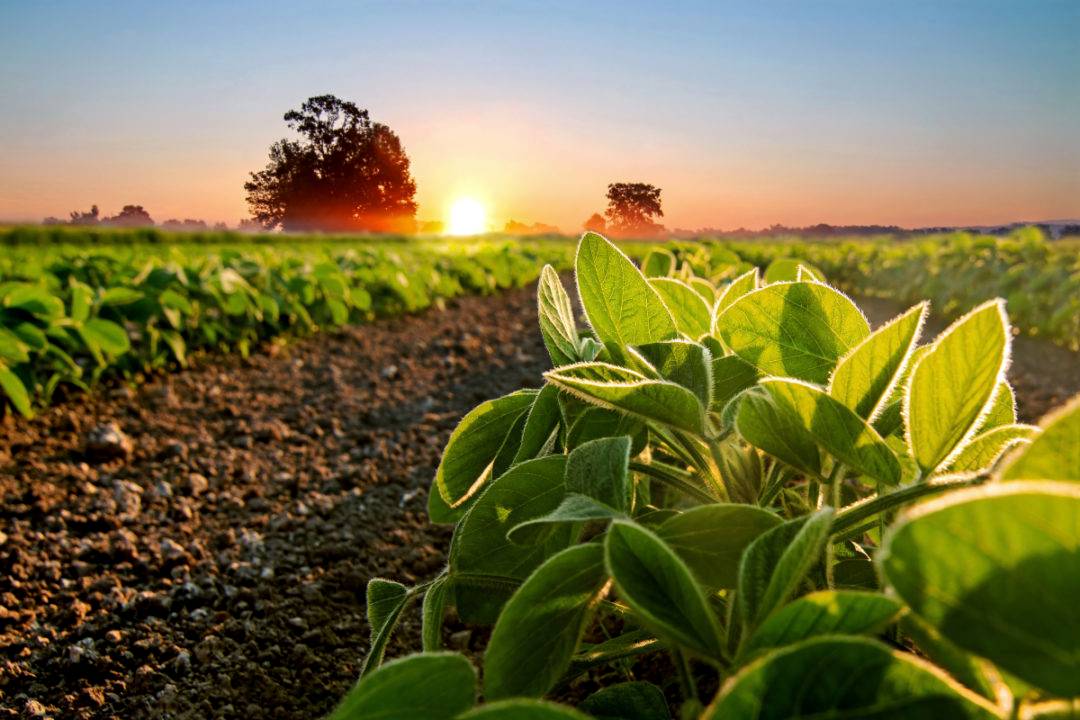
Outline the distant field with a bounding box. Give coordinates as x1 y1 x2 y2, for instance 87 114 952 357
2 224 1077 419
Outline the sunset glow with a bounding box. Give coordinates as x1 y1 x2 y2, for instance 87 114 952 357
446 197 488 235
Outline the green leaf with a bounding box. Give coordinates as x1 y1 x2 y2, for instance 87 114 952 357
0 364 33 418
566 436 632 511
99 287 143 306
69 280 93 324
975 382 1016 433
656 504 782 589
579 682 671 720
712 267 758 327
449 455 572 615
630 340 712 408
0 327 29 364
431 390 536 522
538 265 580 367
829 302 926 420
513 384 563 464
457 699 590 719
484 545 609 700
759 378 901 485
422 576 450 652
5 285 65 319
709 354 760 414
575 232 677 354
738 508 835 636
604 520 724 658
704 637 1000 719
879 482 1080 697
1001 393 1080 481
641 248 677 278
507 493 623 545
762 257 803 283
328 652 475 720
566 406 647 456
546 363 706 436
80 318 130 358
740 590 903 658
904 300 1010 476
359 579 409 677
649 278 712 339
735 389 821 477
946 424 1039 474
716 282 869 384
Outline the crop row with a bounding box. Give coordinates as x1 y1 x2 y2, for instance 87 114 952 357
345 232 1080 719
0 239 574 418
717 229 1080 350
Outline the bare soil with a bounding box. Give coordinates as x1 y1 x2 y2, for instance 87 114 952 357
1 287 1077 719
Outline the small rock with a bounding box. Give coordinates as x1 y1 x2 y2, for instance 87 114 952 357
105 629 122 643
448 629 472 650
84 423 133 462
380 364 399 380
159 439 187 460
182 473 209 497
113 480 143 519
24 699 47 717
287 616 307 631
172 650 192 675
161 538 187 562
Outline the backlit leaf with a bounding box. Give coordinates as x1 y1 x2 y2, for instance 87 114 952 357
1001 393 1080 481
649 278 712 339
656 504 782 589
328 652 475 720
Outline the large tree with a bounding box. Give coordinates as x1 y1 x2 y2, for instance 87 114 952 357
245 95 418 233
604 182 664 237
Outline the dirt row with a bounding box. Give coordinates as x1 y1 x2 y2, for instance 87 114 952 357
1 286 1077 719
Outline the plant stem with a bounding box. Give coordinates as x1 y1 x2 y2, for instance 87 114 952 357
824 463 845 588
673 649 699 704
829 474 988 538
630 461 717 504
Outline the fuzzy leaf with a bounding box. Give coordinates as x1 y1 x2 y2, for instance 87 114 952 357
1001 394 1080 481
704 637 999 719
760 378 901 485
513 384 563 464
630 340 712 408
0 364 32 418
829 302 926 420
431 389 536 522
575 233 677 354
656 504 782 589
880 482 1080 697
904 300 1010 476
736 389 821 477
580 682 670 720
738 508 835 636
649 278 712 339
328 652 475 720
712 267 758 327
716 282 869 384
566 436 632 511
741 590 903 658
360 579 409 676
484 545 609 700
538 265 580 366
604 520 724 658
946 424 1039 473
457 700 590 719
546 363 706 435
710 354 760 414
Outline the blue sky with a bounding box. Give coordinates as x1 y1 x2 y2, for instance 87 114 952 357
2 0 1077 229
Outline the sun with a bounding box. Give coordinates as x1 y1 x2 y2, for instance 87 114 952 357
447 197 488 235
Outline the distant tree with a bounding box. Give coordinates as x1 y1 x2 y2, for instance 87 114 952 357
238 218 264 232
212 222 229 231
104 205 154 227
244 95 418 233
583 212 606 233
604 183 664 237
69 204 100 226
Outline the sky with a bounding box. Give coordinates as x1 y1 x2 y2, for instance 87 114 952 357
1 0 1078 231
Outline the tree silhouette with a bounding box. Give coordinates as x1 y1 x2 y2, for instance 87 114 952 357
104 205 154 227
583 212 606 233
604 182 664 237
69 204 100 226
245 95 418 233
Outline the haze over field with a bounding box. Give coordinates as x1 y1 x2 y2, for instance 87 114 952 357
1 0 1078 230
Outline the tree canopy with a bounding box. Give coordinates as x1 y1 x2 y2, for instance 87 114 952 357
245 95 418 233
604 182 664 237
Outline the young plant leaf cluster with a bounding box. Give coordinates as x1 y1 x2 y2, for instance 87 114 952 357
341 231 1079 719
0 238 574 417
